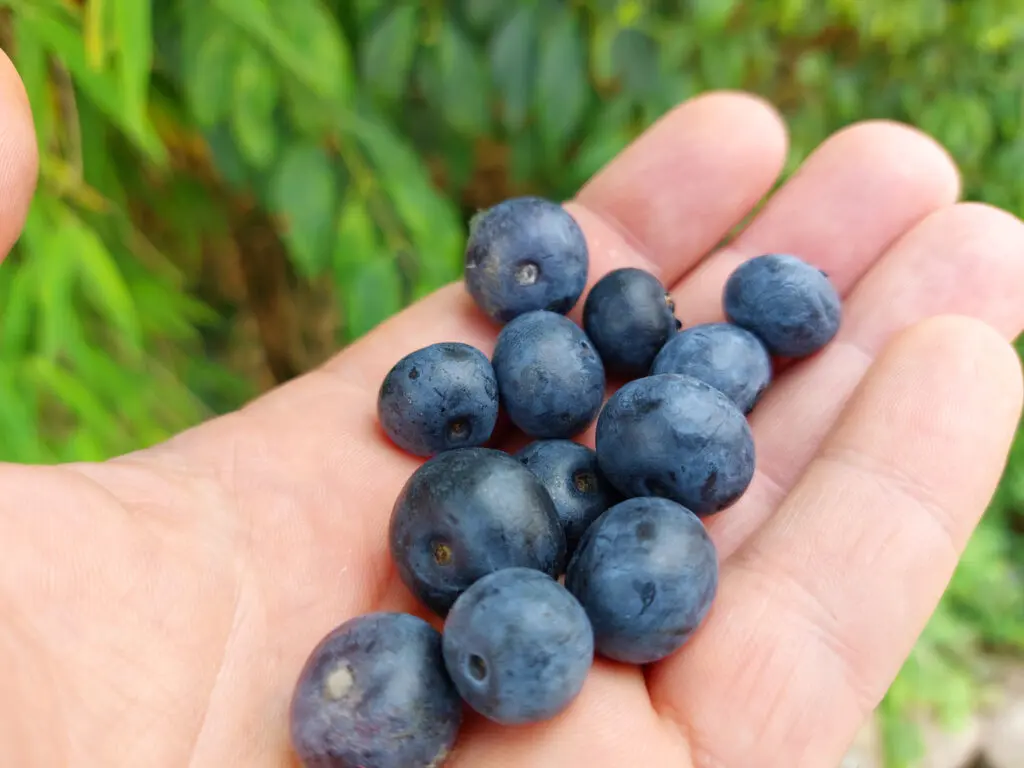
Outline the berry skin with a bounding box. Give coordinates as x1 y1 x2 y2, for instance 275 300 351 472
389 448 566 617
723 253 841 358
442 568 594 725
464 197 589 324
651 322 773 414
491 310 606 439
377 342 499 457
595 374 755 516
515 440 620 558
289 612 462 768
582 268 680 376
565 497 718 665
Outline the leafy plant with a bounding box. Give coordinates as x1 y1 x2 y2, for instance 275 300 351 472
0 1 1023 764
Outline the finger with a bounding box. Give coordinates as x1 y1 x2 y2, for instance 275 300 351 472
0 49 39 259
329 91 787 392
649 315 1023 768
576 90 787 272
669 121 960 325
707 202 1024 557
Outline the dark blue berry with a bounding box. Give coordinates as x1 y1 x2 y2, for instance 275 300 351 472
389 448 566 616
651 322 773 413
515 440 620 557
464 197 589 324
378 342 499 457
723 253 841 358
565 497 718 665
583 268 680 376
492 311 606 439
442 568 594 725
289 612 462 768
595 374 755 516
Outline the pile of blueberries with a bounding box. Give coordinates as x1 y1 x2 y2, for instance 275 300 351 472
288 197 842 768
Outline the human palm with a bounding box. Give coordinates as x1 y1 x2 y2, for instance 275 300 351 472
2 53 1024 767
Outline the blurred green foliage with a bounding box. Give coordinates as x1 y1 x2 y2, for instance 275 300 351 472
1 1 1023 764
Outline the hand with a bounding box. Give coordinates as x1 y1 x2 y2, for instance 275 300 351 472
1 52 1023 767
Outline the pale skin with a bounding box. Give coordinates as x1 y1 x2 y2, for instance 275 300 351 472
1 51 1024 768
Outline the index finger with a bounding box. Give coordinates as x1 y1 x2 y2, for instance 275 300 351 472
0 49 38 259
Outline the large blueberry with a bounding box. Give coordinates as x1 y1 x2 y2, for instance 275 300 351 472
289 612 462 768
389 448 566 616
651 322 773 413
377 342 499 457
565 497 718 664
464 197 589 324
442 568 594 725
582 268 680 376
515 440 620 557
595 374 755 516
723 253 841 357
492 311 606 439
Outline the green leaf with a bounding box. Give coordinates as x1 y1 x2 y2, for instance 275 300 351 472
16 8 167 162
361 5 419 102
438 19 490 134
343 258 403 340
215 0 353 103
463 0 508 30
535 8 588 159
334 193 380 289
269 144 339 277
66 214 143 354
230 46 280 168
112 0 154 133
9 14 55 148
185 29 243 127
490 5 537 132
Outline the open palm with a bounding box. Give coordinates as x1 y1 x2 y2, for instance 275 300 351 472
2 53 1024 767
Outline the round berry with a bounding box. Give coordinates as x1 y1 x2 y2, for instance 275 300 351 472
443 568 594 725
595 374 755 516
289 612 462 768
565 497 718 664
583 268 680 376
651 323 773 413
492 311 606 439
378 342 499 457
723 253 841 358
389 448 566 616
464 197 588 324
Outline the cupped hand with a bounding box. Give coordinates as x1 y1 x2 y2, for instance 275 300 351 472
1 52 1023 768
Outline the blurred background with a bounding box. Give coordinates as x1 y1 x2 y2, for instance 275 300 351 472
0 1 1022 765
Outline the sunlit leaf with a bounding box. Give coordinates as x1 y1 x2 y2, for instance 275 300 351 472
490 5 536 132
185 28 242 127
230 46 279 168
361 5 419 102
438 19 489 135
269 143 339 277
343 258 403 340
535 7 588 159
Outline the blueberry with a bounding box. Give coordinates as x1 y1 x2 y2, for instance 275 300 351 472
464 197 589 324
515 440 620 557
565 497 718 664
442 568 594 725
289 612 462 768
595 374 755 516
389 448 566 616
377 342 499 457
582 268 680 376
651 322 773 413
723 253 841 358
492 311 606 439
